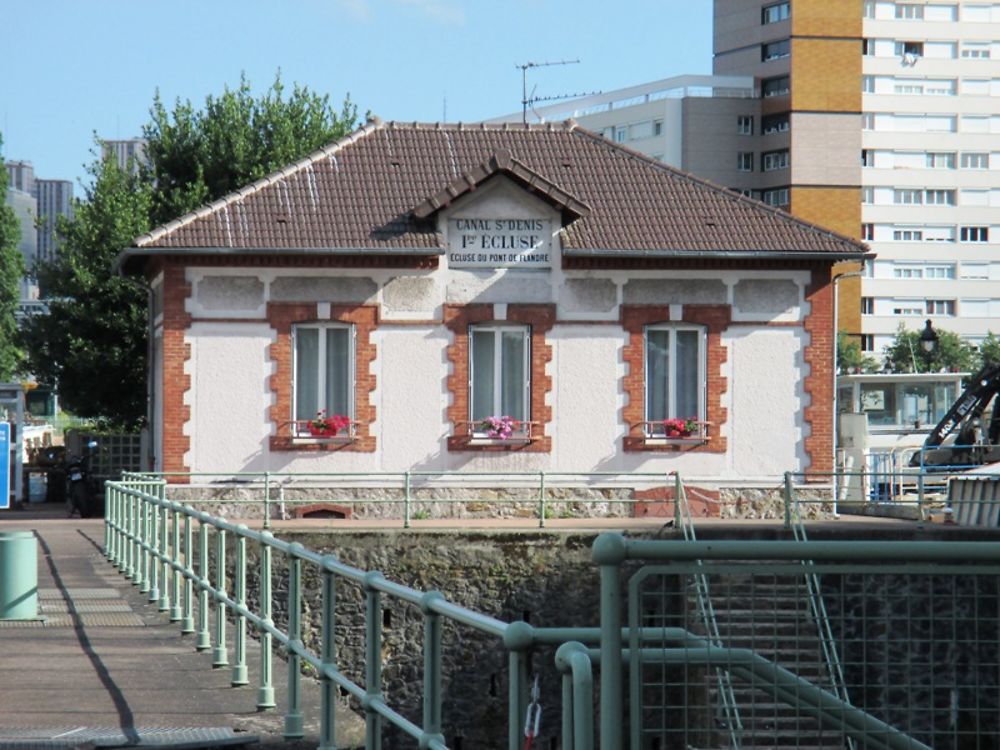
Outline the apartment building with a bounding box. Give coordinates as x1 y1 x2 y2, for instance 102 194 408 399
101 138 148 173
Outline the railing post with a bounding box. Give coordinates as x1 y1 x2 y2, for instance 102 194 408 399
137 494 149 591
212 528 228 667
195 520 211 651
257 532 276 709
106 484 118 565
422 591 444 746
181 508 195 634
158 485 170 612
147 488 160 604
404 470 411 529
509 650 529 750
538 470 546 528
231 530 248 686
129 492 139 582
364 572 383 747
284 547 304 739
263 471 272 530
674 471 682 527
169 505 182 622
593 534 625 750
783 472 793 531
318 565 338 750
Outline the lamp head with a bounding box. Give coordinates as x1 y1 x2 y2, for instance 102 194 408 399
919 319 939 353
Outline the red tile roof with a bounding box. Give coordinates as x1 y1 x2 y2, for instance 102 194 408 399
127 120 868 261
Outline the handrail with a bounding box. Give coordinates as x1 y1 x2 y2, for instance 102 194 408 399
787 474 856 750
672 472 742 748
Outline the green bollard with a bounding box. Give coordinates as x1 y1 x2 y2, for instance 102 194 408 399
0 532 38 620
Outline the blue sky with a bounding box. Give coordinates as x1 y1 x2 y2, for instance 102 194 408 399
3 0 712 186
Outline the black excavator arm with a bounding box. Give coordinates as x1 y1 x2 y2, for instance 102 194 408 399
910 364 1000 468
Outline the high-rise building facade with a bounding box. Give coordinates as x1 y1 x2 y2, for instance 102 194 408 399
714 0 1000 350
101 138 148 173
5 160 36 196
34 179 74 264
4 187 39 299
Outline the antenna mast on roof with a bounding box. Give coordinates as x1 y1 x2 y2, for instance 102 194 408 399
516 59 591 124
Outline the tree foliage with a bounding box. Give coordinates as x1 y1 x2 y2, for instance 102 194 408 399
0 133 26 381
837 330 880 374
979 332 1000 368
881 323 981 374
20 74 359 427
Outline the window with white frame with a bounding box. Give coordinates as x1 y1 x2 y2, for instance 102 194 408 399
762 188 790 207
653 119 663 136
961 152 989 169
924 225 956 242
862 149 875 167
894 266 923 278
863 38 876 56
893 228 923 241
926 152 956 169
925 264 955 279
894 188 923 204
862 186 875 204
895 3 924 18
470 325 530 428
862 297 875 314
926 299 956 315
862 112 876 130
737 152 754 171
961 42 991 58
925 189 955 205
861 334 875 352
893 302 924 315
737 115 754 135
645 325 705 430
862 223 875 240
961 226 990 242
762 149 790 171
897 41 924 57
761 1 790 23
862 75 876 93
614 126 627 143
293 324 355 431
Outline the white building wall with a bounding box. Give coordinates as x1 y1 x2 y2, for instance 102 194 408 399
861 1 1000 350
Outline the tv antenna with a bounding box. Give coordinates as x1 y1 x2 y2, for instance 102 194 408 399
516 59 595 124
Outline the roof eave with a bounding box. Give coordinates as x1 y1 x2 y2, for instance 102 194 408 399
562 248 875 262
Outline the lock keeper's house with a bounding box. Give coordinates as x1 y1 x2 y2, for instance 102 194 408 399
117 120 870 497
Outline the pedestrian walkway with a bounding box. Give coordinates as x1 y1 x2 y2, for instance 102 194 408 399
0 508 364 749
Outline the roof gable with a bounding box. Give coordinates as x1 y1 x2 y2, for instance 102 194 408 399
127 120 869 262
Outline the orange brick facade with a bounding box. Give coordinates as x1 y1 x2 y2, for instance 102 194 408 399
802 268 835 477
621 305 730 454
266 303 378 452
444 304 554 452
159 263 192 477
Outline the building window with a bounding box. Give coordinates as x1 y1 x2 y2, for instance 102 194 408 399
861 334 875 352
761 113 789 134
645 325 705 428
762 188 790 207
924 189 955 205
737 152 754 171
862 113 876 130
893 303 924 316
925 264 955 279
470 325 530 427
895 3 924 19
737 115 754 135
653 119 663 136
961 226 989 242
761 1 790 24
861 297 875 315
897 40 924 60
862 75 876 93
762 149 790 171
293 323 355 430
762 39 791 62
926 152 956 169
961 152 989 169
762 76 790 97
862 223 875 240
614 126 627 143
894 265 923 278
926 299 956 316
893 229 923 241
862 186 874 204
862 149 874 167
863 38 875 56
894 188 923 204
961 42 991 59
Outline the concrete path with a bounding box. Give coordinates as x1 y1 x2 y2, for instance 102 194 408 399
0 509 364 749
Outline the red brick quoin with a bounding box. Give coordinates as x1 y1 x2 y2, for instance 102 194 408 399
267 303 377 452
802 269 834 477
159 262 193 478
444 303 554 452
621 304 730 453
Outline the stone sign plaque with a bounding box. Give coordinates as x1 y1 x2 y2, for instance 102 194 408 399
447 218 552 269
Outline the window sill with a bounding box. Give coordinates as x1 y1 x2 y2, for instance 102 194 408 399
447 434 550 453
291 436 357 446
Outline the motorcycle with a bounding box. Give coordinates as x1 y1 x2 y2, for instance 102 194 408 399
66 440 99 518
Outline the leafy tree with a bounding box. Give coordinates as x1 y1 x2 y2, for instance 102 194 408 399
22 154 151 426
881 322 981 374
0 133 26 380
979 332 1000 368
836 330 880 374
20 74 359 427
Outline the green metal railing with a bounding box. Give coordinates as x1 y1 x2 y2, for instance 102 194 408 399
105 478 1000 749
